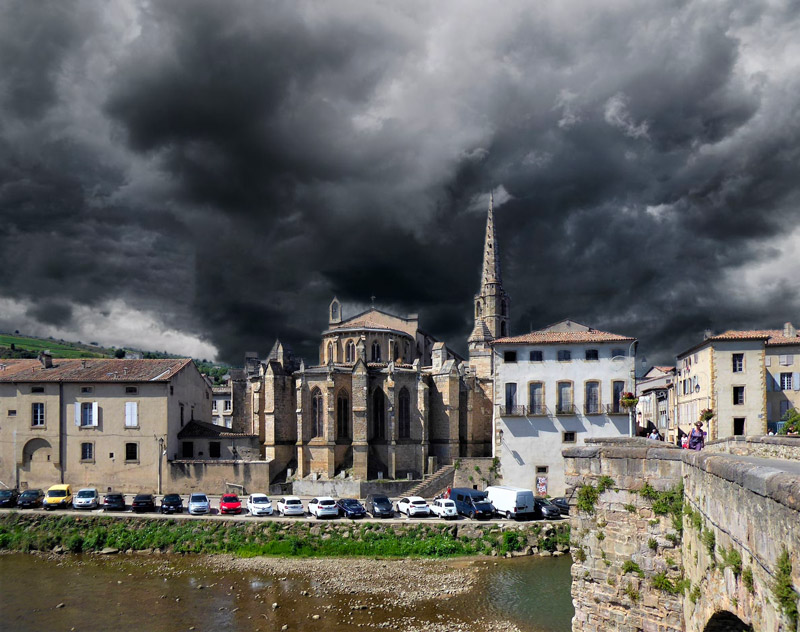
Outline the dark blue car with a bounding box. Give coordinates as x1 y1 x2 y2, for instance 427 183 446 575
336 498 367 519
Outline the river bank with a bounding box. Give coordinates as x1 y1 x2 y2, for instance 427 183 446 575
0 512 571 558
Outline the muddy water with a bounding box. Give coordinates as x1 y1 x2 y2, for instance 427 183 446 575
0 553 573 632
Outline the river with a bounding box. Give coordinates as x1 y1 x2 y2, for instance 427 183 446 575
0 553 573 631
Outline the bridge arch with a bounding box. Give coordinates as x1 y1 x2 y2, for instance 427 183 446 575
703 611 752 632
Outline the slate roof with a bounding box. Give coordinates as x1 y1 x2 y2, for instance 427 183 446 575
0 358 194 382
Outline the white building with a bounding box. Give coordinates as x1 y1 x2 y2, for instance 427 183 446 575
492 320 636 496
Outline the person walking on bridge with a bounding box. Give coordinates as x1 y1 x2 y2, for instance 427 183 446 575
688 421 705 451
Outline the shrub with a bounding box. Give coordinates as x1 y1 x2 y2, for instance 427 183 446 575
622 560 644 577
702 529 716 556
648 538 658 552
774 549 798 628
720 547 742 577
742 567 754 594
574 547 587 563
652 572 682 594
624 582 641 602
576 477 615 514
624 504 636 514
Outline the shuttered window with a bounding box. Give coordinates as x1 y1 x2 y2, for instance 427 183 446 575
125 402 138 427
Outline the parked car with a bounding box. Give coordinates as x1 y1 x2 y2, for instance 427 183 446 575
551 496 570 516
246 493 273 516
277 496 305 517
0 488 19 508
484 486 535 520
16 489 44 509
103 492 126 511
365 494 394 518
430 498 458 519
534 497 562 520
219 494 242 515
188 493 210 515
43 484 73 510
73 488 99 510
160 493 184 514
132 493 156 513
308 497 339 519
449 488 494 519
397 496 430 517
336 498 367 519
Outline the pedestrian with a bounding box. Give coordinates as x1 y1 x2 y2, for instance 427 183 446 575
648 428 660 441
444 486 451 499
681 435 689 449
688 421 705 451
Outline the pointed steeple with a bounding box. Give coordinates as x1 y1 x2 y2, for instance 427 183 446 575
481 190 502 287
469 191 510 352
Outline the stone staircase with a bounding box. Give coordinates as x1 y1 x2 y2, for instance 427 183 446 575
403 465 455 499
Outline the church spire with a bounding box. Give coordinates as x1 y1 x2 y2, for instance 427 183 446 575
480 190 502 287
469 191 510 350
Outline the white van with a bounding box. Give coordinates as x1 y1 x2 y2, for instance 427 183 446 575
484 486 535 520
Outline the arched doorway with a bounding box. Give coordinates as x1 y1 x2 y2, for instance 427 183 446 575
703 611 753 632
19 438 54 489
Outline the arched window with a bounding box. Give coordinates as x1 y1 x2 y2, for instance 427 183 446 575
311 388 324 438
398 388 411 439
336 390 350 439
372 389 385 439
501 300 508 316
327 342 334 363
371 340 381 363
346 340 355 363
500 321 507 337
330 302 339 320
476 302 482 318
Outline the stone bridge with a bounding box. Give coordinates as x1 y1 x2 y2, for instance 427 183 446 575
564 436 800 632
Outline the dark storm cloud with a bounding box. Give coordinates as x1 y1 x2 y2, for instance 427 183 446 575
2 1 800 365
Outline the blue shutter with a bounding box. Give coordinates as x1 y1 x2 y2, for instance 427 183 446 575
794 373 800 391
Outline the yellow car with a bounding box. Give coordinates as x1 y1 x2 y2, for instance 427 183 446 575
43 484 73 510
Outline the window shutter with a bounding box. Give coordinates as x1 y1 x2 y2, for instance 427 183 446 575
125 402 138 427
776 375 782 392
74 402 81 426
767 376 772 392
794 373 800 391
91 401 99 427
789 354 795 366
765 356 771 367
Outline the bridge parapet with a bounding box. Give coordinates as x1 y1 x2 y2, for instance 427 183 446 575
565 437 800 632
704 434 800 462
564 438 684 632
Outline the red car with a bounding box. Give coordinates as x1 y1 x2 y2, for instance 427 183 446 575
219 494 242 514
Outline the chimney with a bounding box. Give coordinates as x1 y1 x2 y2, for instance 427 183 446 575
783 322 797 338
703 329 713 340
38 351 53 369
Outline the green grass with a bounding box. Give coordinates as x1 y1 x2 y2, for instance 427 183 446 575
0 333 111 359
0 513 566 559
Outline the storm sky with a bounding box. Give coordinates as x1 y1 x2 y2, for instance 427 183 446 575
2 0 800 365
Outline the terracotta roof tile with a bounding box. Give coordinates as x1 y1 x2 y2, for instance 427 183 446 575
492 330 635 345
708 329 800 346
0 358 194 382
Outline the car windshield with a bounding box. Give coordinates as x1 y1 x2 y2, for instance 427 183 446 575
48 490 66 498
135 495 151 501
164 494 181 502
411 500 426 506
190 495 208 502
443 501 455 507
107 494 123 500
253 497 269 504
21 490 39 498
342 499 359 506
286 499 301 505
375 498 391 505
0 491 12 498
222 496 238 502
538 498 553 505
77 491 96 498
319 500 335 506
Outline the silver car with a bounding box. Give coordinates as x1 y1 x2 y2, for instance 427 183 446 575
188 493 210 515
73 488 99 510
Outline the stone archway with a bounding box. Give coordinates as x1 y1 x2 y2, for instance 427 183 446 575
19 438 55 489
703 611 753 632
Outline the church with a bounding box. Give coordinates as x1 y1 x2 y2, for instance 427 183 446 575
228 195 509 483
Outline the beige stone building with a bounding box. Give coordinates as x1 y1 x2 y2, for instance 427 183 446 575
228 197 503 483
0 355 211 492
636 366 676 439
673 323 800 440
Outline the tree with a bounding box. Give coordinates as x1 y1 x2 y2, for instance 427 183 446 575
114 348 126 359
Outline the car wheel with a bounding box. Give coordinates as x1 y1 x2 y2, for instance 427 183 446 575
505 511 512 520
469 511 476 520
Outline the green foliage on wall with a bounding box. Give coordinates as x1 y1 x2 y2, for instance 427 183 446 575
576 476 615 514
774 549 798 627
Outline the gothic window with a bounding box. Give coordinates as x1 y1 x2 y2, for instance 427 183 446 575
327 342 334 363
476 302 482 318
330 302 339 320
371 340 382 362
372 389 386 439
398 388 411 439
501 300 508 316
500 321 507 337
346 340 355 363
311 388 324 438
336 390 350 439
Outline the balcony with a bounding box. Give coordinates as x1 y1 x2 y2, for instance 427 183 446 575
555 404 576 415
584 404 603 415
499 405 526 417
527 404 548 416
605 404 627 415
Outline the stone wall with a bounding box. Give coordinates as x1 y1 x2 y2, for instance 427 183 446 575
564 438 684 632
452 457 499 490
168 460 275 495
682 449 800 631
704 435 800 461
